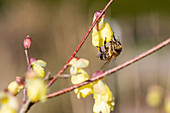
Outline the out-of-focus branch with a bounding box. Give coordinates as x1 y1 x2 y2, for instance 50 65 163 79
47 38 170 98
47 0 115 87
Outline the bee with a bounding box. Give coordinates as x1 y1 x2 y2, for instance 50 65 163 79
97 35 122 69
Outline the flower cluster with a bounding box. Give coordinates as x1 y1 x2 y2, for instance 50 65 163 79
69 58 114 113
25 59 47 102
92 71 114 113
69 57 93 99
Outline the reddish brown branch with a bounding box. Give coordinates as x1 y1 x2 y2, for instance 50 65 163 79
47 0 114 87
25 48 31 70
47 38 170 98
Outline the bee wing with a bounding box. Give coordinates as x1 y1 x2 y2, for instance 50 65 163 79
100 57 116 70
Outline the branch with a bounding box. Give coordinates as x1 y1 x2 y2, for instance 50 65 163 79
47 0 115 87
19 1 115 112
47 38 170 98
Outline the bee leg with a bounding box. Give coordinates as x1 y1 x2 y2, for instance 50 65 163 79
104 37 109 52
113 35 117 42
109 40 114 51
104 40 107 50
113 35 121 45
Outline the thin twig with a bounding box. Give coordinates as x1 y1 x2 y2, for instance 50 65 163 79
23 36 32 104
47 0 114 87
23 48 31 104
25 48 31 70
47 38 170 98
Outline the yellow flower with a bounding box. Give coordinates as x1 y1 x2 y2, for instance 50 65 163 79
92 11 113 47
26 77 47 102
93 80 114 113
0 105 16 113
71 68 93 99
31 59 47 78
8 81 24 96
146 85 163 107
69 58 89 69
69 57 93 99
0 92 19 113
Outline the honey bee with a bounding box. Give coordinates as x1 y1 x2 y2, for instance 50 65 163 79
97 35 122 69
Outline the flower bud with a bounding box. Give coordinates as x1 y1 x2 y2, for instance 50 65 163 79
8 81 24 96
92 70 104 78
23 35 32 49
93 10 105 23
16 76 25 86
31 60 47 78
30 57 36 64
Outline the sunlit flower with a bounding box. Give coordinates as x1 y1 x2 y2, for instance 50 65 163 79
69 57 93 99
93 80 114 113
26 77 47 102
8 81 24 96
146 85 163 107
31 59 47 78
0 92 19 113
92 11 113 47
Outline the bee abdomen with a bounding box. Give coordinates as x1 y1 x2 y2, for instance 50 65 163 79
98 52 109 60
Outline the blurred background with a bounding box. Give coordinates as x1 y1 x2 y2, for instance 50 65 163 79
0 0 170 113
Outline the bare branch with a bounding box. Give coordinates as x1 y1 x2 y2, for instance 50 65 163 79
47 0 115 87
47 38 170 99
19 1 115 112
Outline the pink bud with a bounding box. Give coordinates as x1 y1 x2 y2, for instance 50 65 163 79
30 57 36 64
94 10 105 20
16 76 25 86
92 70 104 78
23 35 32 49
94 11 105 31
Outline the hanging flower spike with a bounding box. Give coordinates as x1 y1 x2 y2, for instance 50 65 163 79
92 11 113 47
69 57 93 99
92 71 114 113
30 58 47 78
0 92 19 113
